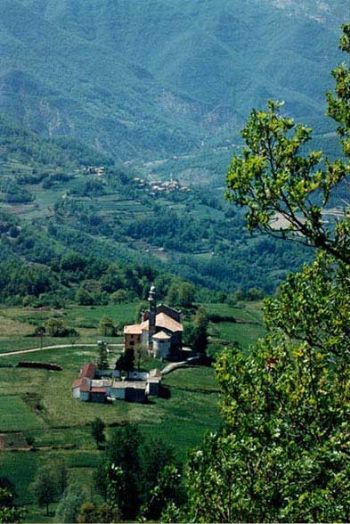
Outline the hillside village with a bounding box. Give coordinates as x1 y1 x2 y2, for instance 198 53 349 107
133 176 191 195
72 285 193 404
0 4 347 522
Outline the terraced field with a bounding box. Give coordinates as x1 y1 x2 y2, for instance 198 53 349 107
0 300 264 520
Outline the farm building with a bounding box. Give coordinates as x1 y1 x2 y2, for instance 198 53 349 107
72 362 162 404
124 285 183 359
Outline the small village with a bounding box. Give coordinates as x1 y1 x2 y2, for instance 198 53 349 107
72 285 195 404
132 176 191 195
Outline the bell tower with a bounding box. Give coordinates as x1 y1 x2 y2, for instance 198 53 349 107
148 284 157 350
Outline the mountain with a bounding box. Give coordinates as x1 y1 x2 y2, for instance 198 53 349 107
0 0 347 167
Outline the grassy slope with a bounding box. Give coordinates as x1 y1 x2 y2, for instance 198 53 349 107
0 300 264 519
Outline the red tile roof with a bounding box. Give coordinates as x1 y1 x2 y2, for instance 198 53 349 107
79 378 91 393
140 312 183 333
80 363 96 379
124 324 143 335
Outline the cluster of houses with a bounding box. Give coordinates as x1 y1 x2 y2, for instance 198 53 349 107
72 286 183 404
72 362 162 404
133 176 190 195
82 165 105 176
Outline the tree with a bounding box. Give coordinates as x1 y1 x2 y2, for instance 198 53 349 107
166 280 196 308
111 289 128 304
54 461 68 496
31 462 67 517
183 25 350 523
33 325 45 349
141 465 185 521
134 343 147 371
96 428 177 521
0 484 25 524
225 101 349 263
97 501 121 523
75 287 94 305
45 318 76 337
98 316 116 337
77 501 121 523
138 440 182 521
99 425 144 520
115 350 134 372
91 417 106 449
185 307 209 354
30 467 58 516
139 438 176 502
54 484 85 523
327 24 350 157
97 340 109 369
134 301 148 323
178 281 196 308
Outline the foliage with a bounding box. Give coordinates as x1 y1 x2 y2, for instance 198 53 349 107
30 466 59 516
183 25 350 523
98 317 116 337
77 501 121 523
166 280 196 308
96 341 109 369
111 289 128 304
139 439 176 500
101 425 144 520
141 465 186 521
91 417 106 449
115 350 134 372
0 486 25 524
45 318 76 338
75 287 94 306
77 502 100 523
226 99 350 263
327 24 350 156
185 307 209 353
96 426 179 521
30 461 67 516
54 484 85 523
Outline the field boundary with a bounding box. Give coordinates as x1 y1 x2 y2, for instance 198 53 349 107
0 343 124 357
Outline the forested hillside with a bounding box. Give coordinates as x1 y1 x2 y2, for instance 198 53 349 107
0 2 348 521
0 114 313 303
0 0 346 173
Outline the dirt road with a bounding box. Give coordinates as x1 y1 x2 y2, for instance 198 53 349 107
0 343 124 357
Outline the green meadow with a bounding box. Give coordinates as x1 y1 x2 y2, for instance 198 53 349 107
0 301 264 519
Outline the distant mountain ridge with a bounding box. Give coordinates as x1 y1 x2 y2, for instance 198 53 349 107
0 0 347 162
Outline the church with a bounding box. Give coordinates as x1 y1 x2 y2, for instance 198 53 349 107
123 285 183 360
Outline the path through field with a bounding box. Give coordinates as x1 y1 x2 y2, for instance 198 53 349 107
0 343 124 357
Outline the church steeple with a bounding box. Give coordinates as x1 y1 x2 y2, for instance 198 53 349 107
148 284 156 349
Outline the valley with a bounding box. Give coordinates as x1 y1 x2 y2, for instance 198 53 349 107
0 2 348 521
